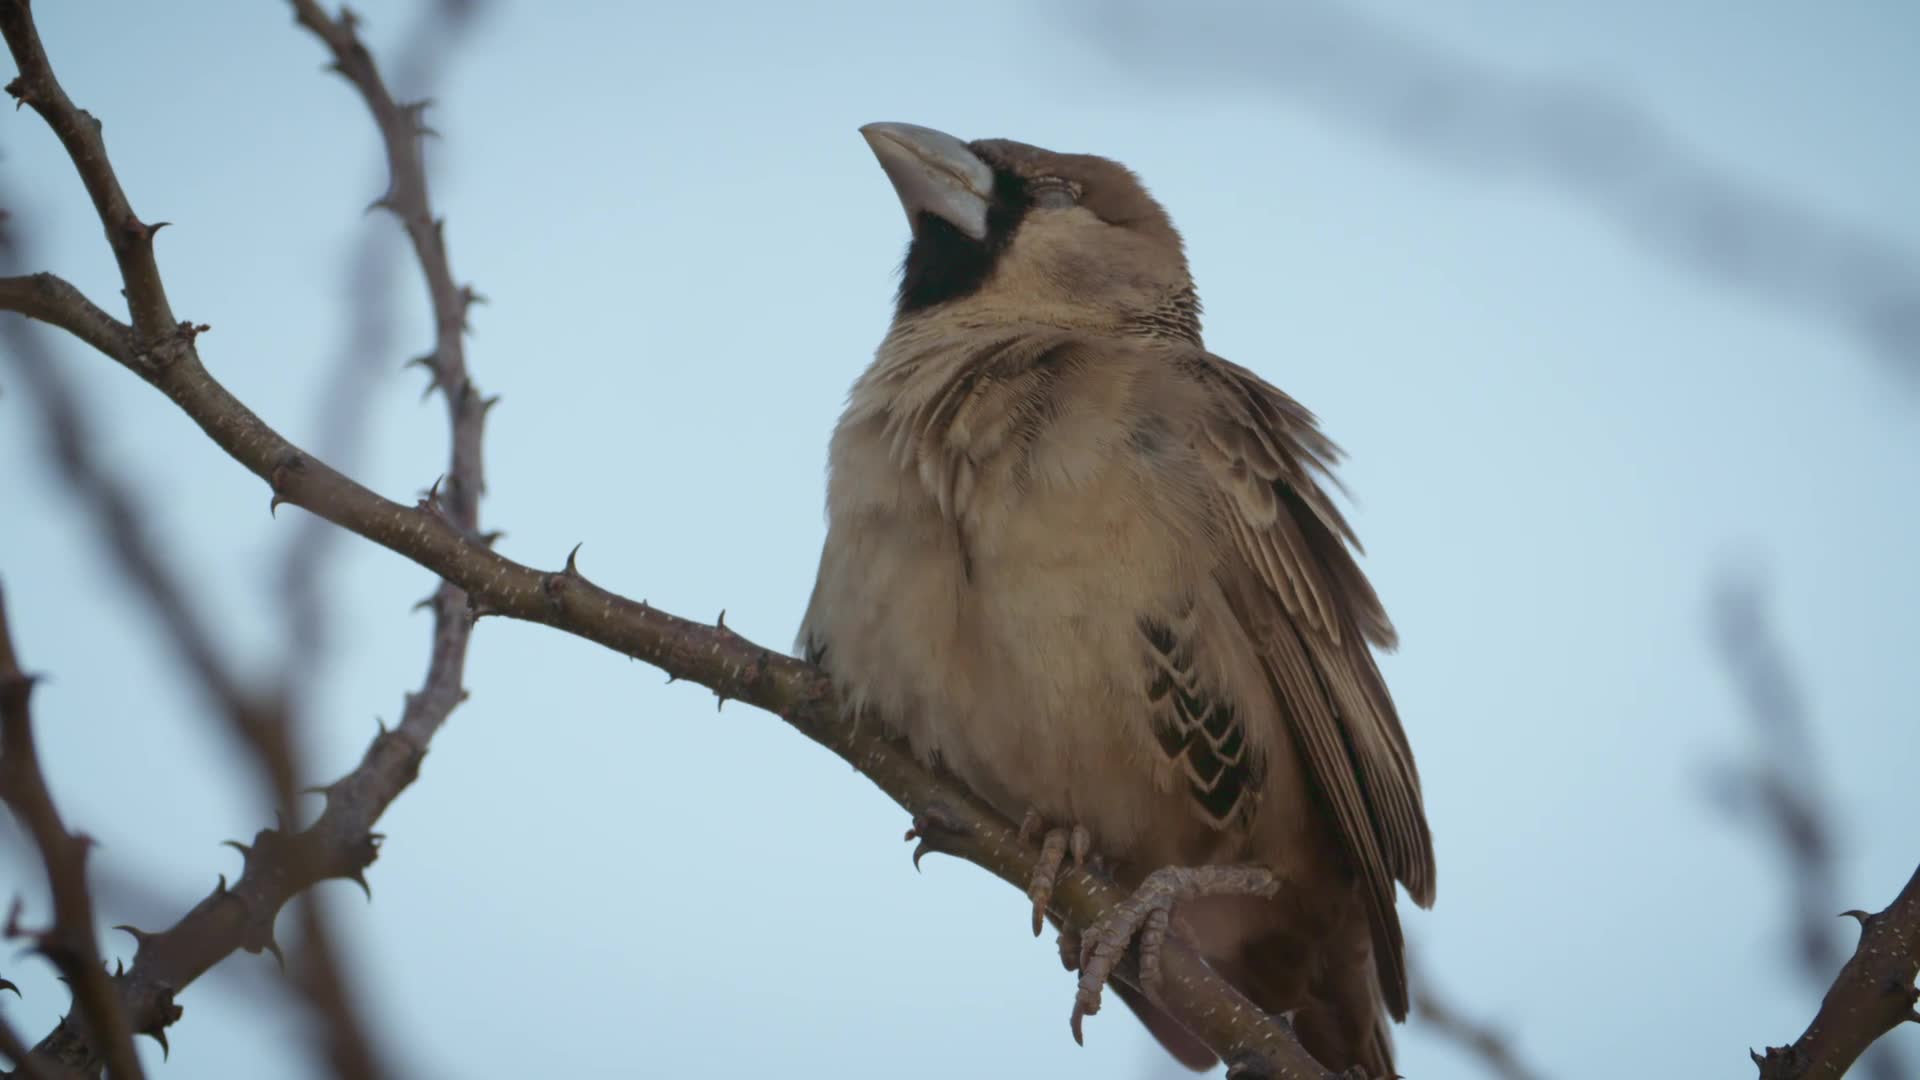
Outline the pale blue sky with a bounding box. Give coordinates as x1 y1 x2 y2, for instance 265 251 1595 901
2 3 1916 1077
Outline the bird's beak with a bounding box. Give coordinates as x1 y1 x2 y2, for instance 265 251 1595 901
860 122 994 241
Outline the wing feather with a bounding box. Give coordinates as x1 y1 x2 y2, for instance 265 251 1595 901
1184 350 1436 1019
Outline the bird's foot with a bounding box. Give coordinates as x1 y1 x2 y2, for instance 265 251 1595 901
1021 810 1092 937
1057 925 1082 971
1070 864 1280 1044
902 801 972 870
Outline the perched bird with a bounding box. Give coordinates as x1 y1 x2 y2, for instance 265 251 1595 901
798 123 1435 1077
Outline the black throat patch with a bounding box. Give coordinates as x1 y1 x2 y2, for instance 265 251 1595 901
894 167 1029 316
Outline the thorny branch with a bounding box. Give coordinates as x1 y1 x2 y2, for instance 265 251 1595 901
1081 0 1920 383
1754 866 1920 1079
278 0 483 687
1409 956 1548 1080
1 0 482 1073
1710 573 1919 1078
0 586 145 1080
0 1 1337 1075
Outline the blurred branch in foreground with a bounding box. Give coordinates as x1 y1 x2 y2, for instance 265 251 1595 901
1409 953 1548 1080
1077 0 1920 385
1709 570 1918 1078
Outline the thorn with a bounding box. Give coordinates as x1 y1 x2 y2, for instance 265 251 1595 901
261 937 284 971
0 977 17 997
111 925 151 946
1750 1049 1766 1067
461 284 487 309
562 542 584 578
122 217 170 245
398 98 436 137
664 673 677 684
222 839 252 862
364 191 397 216
268 453 304 517
146 1026 169 1059
478 529 505 548
1841 909 1872 928
346 871 372 901
215 874 229 895
420 474 445 513
3 76 26 107
715 694 729 713
114 958 124 976
412 593 435 613
406 353 443 401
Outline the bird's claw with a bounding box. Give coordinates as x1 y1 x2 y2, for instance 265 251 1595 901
1069 864 1280 1045
902 801 971 870
1022 813 1091 936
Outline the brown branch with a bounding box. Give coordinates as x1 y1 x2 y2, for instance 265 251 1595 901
1409 953 1548 1080
1754 864 1920 1079
0 273 130 362
0 586 146 1080
0 3 174 340
1080 0 1920 383
0 2 1332 1073
0 244 382 1074
1 0 485 1071
1710 571 1917 1079
0 1004 78 1080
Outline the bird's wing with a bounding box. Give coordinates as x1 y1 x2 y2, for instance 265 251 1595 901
1181 349 1435 1019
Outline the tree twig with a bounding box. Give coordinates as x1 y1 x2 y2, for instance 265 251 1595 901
1079 0 1920 383
0 0 489 1071
1754 865 1920 1079
1710 571 1919 1078
0 585 146 1080
1409 953 1548 1080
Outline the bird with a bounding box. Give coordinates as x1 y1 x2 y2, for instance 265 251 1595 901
797 122 1435 1077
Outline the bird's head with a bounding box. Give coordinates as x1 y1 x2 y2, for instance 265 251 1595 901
861 122 1200 343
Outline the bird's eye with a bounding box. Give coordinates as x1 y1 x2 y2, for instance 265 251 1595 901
1031 179 1078 209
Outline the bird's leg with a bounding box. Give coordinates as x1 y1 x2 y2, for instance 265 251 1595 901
1021 810 1092 936
1070 864 1280 1043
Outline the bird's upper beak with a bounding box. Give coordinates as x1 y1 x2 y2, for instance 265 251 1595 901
860 122 994 241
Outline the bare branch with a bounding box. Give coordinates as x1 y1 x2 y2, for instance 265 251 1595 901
1078 0 1920 383
0 3 175 339
1710 571 1915 1079
1 0 491 1073
0 273 130 363
1754 865 1920 1079
0 585 147 1080
0 1005 77 1080
1409 953 1548 1080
